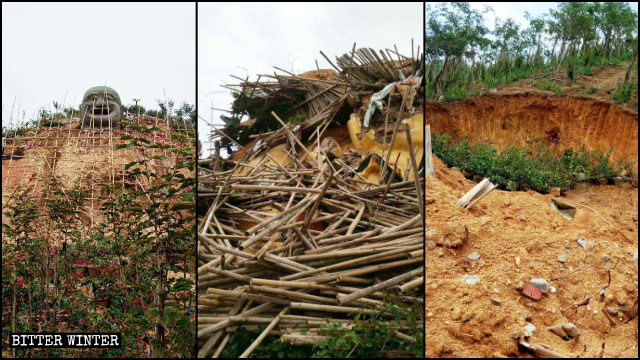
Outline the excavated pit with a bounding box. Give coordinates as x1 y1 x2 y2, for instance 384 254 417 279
426 94 638 358
427 93 638 162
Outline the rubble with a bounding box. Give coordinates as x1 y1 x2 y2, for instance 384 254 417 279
197 44 423 357
461 274 480 285
547 323 581 340
521 284 543 301
426 153 638 357
467 252 480 261
577 238 589 250
524 323 536 337
530 278 549 293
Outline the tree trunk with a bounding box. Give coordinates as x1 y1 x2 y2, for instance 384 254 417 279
432 54 449 96
12 266 17 358
550 36 559 64
625 46 638 84
151 220 167 358
470 52 476 86
567 41 577 83
552 40 567 88
426 55 437 85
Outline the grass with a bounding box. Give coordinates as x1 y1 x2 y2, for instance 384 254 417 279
531 79 552 91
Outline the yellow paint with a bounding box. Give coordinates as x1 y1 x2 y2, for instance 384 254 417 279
237 143 293 175
347 113 423 183
358 157 382 184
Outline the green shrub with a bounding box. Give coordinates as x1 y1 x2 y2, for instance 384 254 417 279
532 79 552 91
432 134 624 194
444 88 467 101
612 83 635 104
579 66 593 76
218 298 423 358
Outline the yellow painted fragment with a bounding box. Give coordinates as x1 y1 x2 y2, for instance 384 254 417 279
236 143 293 175
358 157 382 184
347 113 423 182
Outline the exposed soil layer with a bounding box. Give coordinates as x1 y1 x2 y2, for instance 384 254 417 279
427 93 638 162
426 155 638 358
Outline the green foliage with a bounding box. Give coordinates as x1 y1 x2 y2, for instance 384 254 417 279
579 66 593 76
444 88 467 101
220 299 423 358
288 113 305 124
553 86 563 94
587 86 597 94
313 300 423 358
115 122 196 357
432 134 627 193
532 79 552 91
426 2 638 100
612 82 636 104
220 328 313 358
227 88 307 150
2 120 195 357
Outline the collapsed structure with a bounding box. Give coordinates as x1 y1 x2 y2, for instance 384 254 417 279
197 44 424 357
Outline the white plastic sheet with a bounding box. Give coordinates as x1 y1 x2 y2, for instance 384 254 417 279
363 81 398 128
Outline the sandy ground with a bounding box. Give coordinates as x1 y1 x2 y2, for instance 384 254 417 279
426 155 638 358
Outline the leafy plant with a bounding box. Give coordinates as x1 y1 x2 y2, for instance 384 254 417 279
432 134 626 193
612 82 635 104
288 113 305 125
219 296 423 358
2 117 195 358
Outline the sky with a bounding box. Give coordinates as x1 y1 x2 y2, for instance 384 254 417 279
197 2 423 158
427 2 638 32
2 2 195 127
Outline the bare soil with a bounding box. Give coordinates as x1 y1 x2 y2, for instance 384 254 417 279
427 93 638 162
494 63 638 113
426 156 638 358
426 69 638 357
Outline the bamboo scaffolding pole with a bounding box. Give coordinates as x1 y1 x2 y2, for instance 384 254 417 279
197 44 423 354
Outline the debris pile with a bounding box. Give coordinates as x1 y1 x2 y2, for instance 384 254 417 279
198 44 424 357
426 144 638 358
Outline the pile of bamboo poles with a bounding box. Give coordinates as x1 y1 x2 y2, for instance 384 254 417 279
197 116 424 357
211 43 423 152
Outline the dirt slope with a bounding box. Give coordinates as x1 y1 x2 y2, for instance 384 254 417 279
493 63 638 113
426 156 638 358
427 93 638 162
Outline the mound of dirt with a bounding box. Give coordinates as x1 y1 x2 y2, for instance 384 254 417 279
427 93 638 162
426 156 638 358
